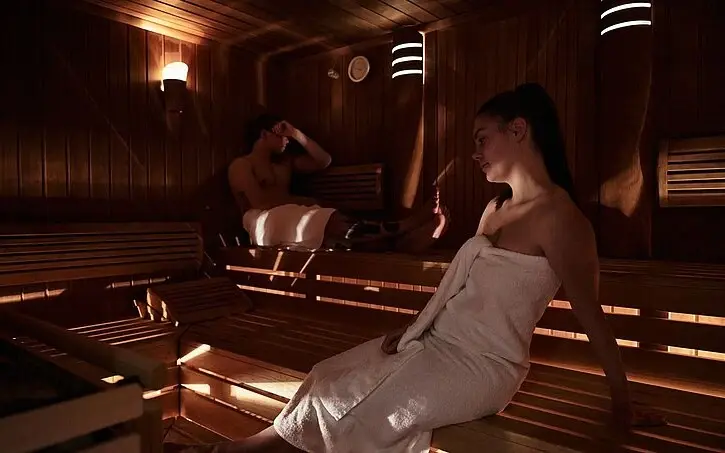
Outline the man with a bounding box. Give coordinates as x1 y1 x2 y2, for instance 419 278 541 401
228 113 448 251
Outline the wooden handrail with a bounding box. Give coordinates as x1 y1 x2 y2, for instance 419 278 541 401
0 307 167 390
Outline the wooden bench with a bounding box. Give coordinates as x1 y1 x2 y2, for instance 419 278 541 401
295 163 385 213
658 135 725 207
0 222 215 453
173 246 725 452
0 331 148 453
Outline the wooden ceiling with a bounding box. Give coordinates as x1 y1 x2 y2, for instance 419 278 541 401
73 0 484 58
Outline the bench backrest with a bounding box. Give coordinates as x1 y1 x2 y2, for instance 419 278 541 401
219 247 725 397
658 135 725 207
296 163 384 212
0 222 203 290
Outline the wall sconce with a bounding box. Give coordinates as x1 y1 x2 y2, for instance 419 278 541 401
161 61 188 114
600 1 652 36
391 28 424 81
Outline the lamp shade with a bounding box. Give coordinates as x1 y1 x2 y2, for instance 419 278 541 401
161 62 188 92
391 28 423 80
600 1 652 36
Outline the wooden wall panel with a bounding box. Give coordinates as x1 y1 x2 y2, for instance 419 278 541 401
651 0 725 262
0 0 259 222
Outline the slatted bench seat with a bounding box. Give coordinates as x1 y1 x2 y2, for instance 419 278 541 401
0 222 216 452
172 246 725 452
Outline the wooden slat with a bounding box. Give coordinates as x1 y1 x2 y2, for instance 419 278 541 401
530 335 725 399
539 306 725 353
223 248 725 317
179 388 269 440
668 136 725 153
230 270 431 311
221 247 448 287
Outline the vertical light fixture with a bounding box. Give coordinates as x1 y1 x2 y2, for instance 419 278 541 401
392 28 424 80
160 61 188 114
600 1 652 36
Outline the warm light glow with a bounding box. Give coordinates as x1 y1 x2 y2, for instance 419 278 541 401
392 69 423 79
160 61 188 91
182 383 211 395
102 375 125 384
601 20 652 35
392 56 423 66
601 2 651 19
176 344 210 365
392 42 423 53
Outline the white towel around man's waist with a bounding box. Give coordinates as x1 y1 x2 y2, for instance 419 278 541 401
242 203 337 250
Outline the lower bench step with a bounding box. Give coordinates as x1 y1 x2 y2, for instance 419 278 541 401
163 416 228 445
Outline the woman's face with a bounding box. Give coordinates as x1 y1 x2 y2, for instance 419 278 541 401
472 114 519 183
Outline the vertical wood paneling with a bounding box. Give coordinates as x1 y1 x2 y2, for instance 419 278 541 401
129 26 149 202
19 17 44 199
181 41 198 201
651 0 725 263
109 21 130 203
195 45 213 186
147 31 167 205
87 17 111 205
0 6 20 200
66 10 92 200
1 1 260 221
44 14 69 200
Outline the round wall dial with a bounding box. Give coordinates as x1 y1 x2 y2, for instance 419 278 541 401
348 56 370 82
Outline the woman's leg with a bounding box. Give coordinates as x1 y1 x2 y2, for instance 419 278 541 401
163 426 303 453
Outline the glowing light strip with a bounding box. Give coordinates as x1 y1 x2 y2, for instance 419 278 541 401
601 2 651 19
392 42 423 54
392 56 423 67
601 20 652 35
392 69 423 78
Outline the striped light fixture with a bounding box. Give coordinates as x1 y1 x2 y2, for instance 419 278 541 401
391 28 424 80
600 1 652 36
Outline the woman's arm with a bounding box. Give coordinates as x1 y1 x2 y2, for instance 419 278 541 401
538 204 632 415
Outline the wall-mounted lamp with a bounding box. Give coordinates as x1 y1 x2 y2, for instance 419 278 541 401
161 61 188 114
391 28 424 81
600 1 652 36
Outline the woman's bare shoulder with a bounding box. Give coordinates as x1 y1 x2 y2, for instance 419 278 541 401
538 189 595 244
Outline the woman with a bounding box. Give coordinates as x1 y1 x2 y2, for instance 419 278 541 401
166 83 662 453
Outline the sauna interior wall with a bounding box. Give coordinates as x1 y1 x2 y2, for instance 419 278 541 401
268 0 725 262
267 0 596 250
650 0 725 262
0 1 260 222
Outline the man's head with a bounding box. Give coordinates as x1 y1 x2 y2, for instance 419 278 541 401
245 113 289 154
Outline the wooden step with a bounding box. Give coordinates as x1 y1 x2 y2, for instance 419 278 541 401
147 277 253 324
179 388 270 440
163 417 228 445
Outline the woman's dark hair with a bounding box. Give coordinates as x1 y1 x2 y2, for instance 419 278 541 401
476 83 575 209
244 113 283 152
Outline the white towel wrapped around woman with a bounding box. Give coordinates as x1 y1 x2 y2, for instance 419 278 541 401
273 234 562 452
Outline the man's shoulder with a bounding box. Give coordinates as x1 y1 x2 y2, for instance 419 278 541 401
229 156 253 173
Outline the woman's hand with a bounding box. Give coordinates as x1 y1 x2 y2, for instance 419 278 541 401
381 326 407 355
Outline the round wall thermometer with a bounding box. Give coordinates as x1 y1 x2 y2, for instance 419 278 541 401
348 56 370 82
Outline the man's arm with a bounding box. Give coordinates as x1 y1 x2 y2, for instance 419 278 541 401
276 121 332 173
